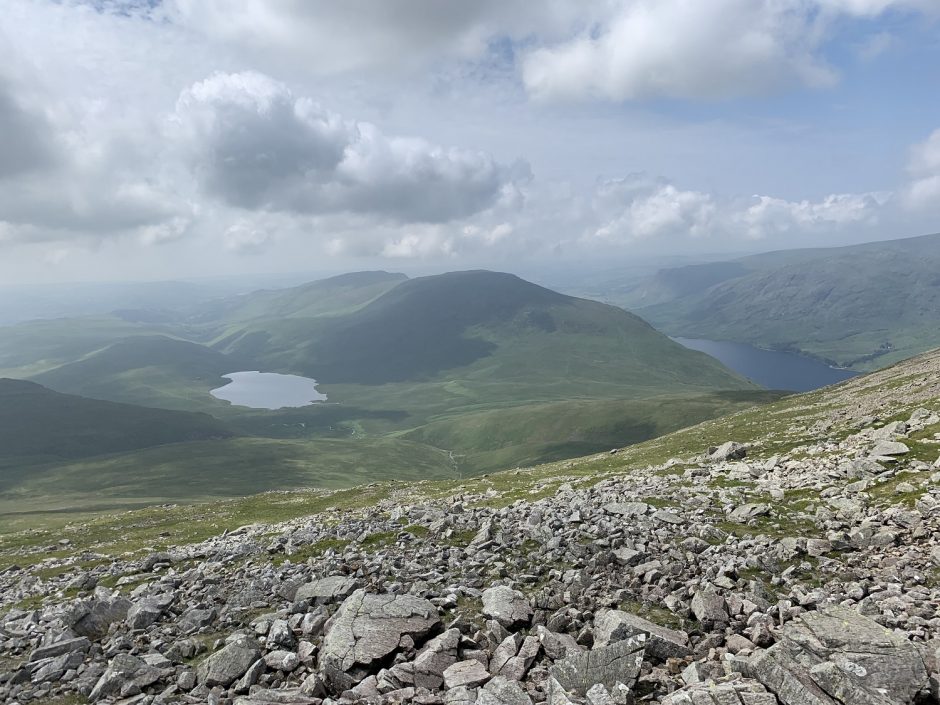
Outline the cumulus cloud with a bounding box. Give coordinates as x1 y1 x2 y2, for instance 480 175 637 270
736 192 889 239
173 72 521 223
586 173 889 244
522 0 838 101
904 129 940 210
0 75 190 246
591 176 716 241
521 0 934 102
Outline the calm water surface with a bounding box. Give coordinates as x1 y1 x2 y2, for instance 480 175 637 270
674 338 858 392
210 371 327 409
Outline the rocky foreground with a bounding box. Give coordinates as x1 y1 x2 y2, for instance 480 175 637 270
3 352 940 705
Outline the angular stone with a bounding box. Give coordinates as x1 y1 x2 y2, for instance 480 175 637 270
549 634 646 697
127 597 167 630
413 627 461 689
71 594 132 639
808 661 897 705
707 442 747 462
444 659 491 689
233 687 320 704
779 605 928 703
740 647 839 705
89 653 161 702
729 503 770 523
482 586 533 628
29 636 90 662
477 675 533 705
295 575 361 605
319 589 440 689
691 590 728 627
870 441 910 457
197 635 262 687
593 609 690 662
264 649 300 672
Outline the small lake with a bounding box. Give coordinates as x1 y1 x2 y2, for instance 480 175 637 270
674 338 858 392
210 371 327 410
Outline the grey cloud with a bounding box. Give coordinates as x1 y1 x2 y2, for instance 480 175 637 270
174 72 520 223
0 79 57 180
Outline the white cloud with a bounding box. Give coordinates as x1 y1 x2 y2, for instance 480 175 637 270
520 0 936 102
735 192 889 239
590 176 716 241
587 174 890 244
173 72 519 223
904 129 940 210
522 0 839 102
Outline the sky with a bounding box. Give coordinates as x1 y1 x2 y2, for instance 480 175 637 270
0 0 939 284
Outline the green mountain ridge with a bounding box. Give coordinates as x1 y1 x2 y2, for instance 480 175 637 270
620 232 940 369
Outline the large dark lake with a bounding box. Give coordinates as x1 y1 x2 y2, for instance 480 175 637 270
674 338 858 392
210 371 327 409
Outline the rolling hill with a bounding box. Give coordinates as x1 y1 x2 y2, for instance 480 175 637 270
215 270 753 390
31 335 245 410
621 232 940 369
0 378 233 463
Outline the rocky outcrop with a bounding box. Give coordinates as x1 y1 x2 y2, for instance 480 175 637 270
318 589 440 691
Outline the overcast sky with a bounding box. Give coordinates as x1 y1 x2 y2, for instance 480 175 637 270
1 0 939 283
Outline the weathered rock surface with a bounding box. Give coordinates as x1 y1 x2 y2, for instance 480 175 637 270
319 589 440 690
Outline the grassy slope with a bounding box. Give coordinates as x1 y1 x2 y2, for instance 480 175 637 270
0 379 232 463
3 346 935 572
31 336 245 411
623 232 940 369
0 437 454 521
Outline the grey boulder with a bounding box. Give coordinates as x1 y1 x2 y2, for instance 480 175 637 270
197 634 262 687
318 589 440 690
482 585 533 628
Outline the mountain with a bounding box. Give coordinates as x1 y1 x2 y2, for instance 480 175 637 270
622 232 940 369
198 270 408 324
216 270 753 389
0 378 233 464
3 345 939 705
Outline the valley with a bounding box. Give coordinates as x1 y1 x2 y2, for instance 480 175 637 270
597 232 940 371
0 271 777 517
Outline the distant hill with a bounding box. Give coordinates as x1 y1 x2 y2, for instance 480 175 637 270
32 335 244 410
0 379 233 462
216 270 753 390
197 271 408 324
622 232 940 369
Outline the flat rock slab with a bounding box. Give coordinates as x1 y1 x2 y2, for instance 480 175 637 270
319 589 440 687
870 441 910 457
593 609 690 661
295 575 360 604
443 659 491 689
780 605 928 703
477 675 533 705
549 634 646 697
233 688 320 705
